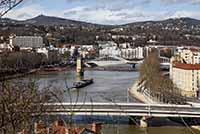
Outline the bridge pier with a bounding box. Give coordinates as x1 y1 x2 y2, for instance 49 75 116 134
76 57 84 77
140 117 148 128
191 126 200 131
129 116 149 127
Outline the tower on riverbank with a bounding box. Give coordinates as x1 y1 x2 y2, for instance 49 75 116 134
76 57 84 77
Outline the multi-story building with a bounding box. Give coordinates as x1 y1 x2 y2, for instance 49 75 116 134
121 47 144 60
178 48 200 64
98 41 117 49
170 61 200 97
99 46 120 57
99 46 144 60
170 48 200 98
10 36 44 49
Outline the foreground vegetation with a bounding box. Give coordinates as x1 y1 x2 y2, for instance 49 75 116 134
0 76 70 134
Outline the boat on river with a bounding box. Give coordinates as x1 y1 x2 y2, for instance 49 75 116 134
71 78 94 89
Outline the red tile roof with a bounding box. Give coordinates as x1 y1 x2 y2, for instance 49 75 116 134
174 63 200 70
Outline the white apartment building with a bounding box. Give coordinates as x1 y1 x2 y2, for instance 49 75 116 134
10 36 44 49
99 46 120 57
98 41 117 49
170 48 200 98
170 61 200 97
99 46 144 60
121 47 144 59
178 48 200 64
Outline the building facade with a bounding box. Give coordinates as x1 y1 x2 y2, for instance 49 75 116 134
170 48 200 98
120 47 144 59
99 46 144 60
178 48 200 64
170 62 200 97
10 36 43 49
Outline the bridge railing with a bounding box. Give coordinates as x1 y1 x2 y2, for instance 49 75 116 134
43 102 200 111
44 102 200 107
36 102 200 118
29 102 200 118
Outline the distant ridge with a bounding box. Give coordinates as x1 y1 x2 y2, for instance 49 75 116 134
123 17 200 27
23 15 95 26
1 15 200 27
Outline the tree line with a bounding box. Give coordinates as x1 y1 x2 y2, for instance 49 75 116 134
139 51 185 104
0 50 70 76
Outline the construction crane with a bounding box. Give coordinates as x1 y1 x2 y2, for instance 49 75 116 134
0 0 23 17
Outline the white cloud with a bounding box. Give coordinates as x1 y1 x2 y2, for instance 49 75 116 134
4 3 65 20
4 4 44 20
169 11 200 19
3 0 200 25
63 6 170 24
64 0 200 5
159 0 200 4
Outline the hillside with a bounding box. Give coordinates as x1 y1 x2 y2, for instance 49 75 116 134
1 15 200 28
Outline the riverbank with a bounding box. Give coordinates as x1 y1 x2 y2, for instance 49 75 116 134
36 66 137 75
0 66 137 82
129 80 200 131
86 66 137 72
0 69 39 82
128 80 158 104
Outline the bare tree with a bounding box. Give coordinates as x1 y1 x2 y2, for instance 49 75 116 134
139 51 160 93
139 51 184 104
0 80 53 134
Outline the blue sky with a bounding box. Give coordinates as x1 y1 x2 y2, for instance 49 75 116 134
4 0 200 25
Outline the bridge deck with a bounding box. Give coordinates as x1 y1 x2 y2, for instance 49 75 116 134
40 103 200 118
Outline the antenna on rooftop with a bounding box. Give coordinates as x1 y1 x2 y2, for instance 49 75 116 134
0 0 24 17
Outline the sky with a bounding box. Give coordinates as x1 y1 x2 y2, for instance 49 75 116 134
3 0 200 25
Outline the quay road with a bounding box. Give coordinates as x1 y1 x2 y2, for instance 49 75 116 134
40 102 200 118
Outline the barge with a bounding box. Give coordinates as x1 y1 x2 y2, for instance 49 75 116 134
71 78 94 89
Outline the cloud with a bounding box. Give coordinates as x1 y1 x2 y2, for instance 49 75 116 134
16 13 32 19
63 6 170 25
4 3 63 20
4 4 43 20
158 0 200 4
3 0 200 25
170 10 200 18
64 0 200 5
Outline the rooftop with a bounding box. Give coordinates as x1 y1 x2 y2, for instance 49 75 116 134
174 63 200 70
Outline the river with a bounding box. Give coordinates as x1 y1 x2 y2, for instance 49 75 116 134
25 70 197 134
27 70 139 103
